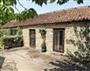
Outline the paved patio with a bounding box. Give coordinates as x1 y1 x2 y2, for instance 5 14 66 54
0 47 66 71
0 47 86 71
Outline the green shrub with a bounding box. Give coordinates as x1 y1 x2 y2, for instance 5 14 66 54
3 36 23 48
0 29 5 49
67 26 90 69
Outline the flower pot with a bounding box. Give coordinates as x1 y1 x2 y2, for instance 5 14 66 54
41 47 47 52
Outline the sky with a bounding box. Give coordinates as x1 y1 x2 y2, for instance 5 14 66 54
13 0 90 14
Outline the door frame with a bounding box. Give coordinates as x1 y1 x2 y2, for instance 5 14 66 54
29 29 36 48
53 28 65 53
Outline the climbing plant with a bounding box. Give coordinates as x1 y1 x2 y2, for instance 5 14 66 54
39 29 47 52
0 29 5 49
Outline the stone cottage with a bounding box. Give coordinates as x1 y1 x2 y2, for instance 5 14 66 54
3 6 90 54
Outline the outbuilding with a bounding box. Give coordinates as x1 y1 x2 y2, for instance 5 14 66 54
3 6 90 54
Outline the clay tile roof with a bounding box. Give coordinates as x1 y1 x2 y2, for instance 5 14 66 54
3 6 90 28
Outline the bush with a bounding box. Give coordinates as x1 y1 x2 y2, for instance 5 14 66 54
3 36 23 49
67 26 90 70
41 41 47 52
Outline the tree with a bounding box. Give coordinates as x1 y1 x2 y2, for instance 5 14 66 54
0 0 84 25
67 25 90 70
0 0 15 24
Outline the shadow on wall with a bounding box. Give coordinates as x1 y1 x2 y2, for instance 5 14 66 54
44 23 90 71
0 56 5 68
67 24 90 68
44 60 90 71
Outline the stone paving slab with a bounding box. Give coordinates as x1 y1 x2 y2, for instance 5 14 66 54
0 47 61 71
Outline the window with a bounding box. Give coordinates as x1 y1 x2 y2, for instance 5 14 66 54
5 27 22 36
53 28 65 53
10 29 17 35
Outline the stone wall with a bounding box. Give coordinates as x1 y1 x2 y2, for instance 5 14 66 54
22 22 90 54
22 28 30 47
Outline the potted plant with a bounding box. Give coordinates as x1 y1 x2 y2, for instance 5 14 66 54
41 40 47 52
39 29 47 52
39 29 46 38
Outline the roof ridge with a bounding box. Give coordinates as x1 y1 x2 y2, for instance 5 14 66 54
39 6 89 16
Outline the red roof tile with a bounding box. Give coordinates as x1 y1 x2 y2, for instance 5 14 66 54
3 6 90 28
